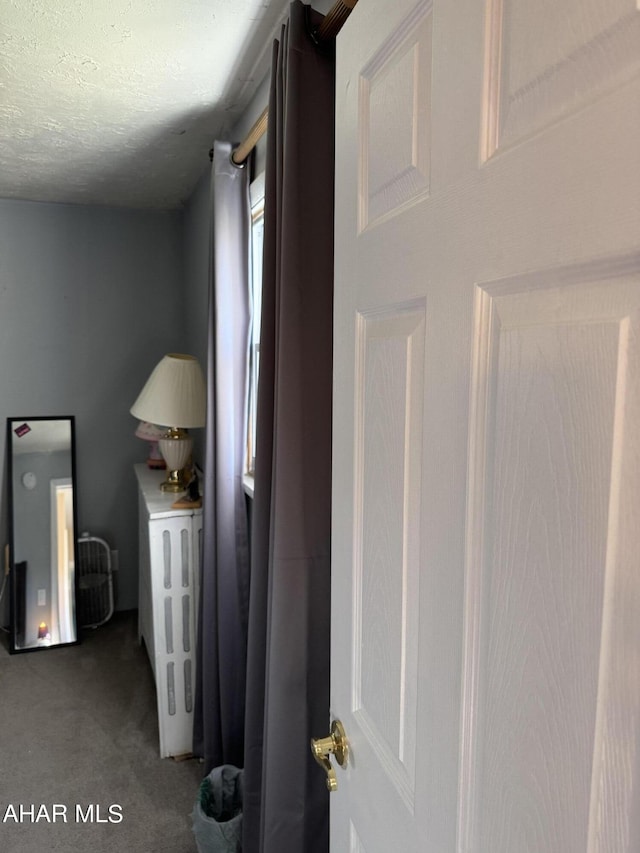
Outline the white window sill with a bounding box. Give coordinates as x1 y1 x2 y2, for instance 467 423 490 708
242 473 255 499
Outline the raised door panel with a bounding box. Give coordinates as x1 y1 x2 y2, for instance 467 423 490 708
352 302 425 817
483 0 640 159
359 0 432 231
460 264 640 852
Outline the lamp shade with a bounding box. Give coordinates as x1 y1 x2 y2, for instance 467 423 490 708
130 353 206 428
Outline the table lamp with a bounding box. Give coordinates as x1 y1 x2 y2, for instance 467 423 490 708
130 353 206 491
134 421 166 469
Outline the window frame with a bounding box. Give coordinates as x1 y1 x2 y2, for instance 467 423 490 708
244 172 265 495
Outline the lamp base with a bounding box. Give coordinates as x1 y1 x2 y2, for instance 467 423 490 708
158 429 192 492
160 468 189 492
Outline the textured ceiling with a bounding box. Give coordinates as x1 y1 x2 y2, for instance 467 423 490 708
0 0 290 209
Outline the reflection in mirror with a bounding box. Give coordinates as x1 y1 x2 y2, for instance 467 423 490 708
7 417 79 653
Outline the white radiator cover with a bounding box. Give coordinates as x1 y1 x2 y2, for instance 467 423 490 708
136 464 202 758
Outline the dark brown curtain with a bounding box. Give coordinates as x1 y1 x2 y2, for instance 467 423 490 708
243 3 335 851
193 140 251 772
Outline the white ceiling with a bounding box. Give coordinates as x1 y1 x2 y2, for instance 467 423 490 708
11 419 72 454
1 0 291 209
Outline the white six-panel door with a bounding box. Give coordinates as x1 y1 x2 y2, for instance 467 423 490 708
331 1 640 851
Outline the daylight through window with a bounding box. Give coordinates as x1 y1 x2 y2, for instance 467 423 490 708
246 175 265 478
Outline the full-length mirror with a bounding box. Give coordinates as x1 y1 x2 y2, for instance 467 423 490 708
7 417 79 652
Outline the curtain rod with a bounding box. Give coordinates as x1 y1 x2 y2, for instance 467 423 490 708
230 0 358 166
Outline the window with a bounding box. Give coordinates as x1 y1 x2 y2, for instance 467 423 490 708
246 174 265 483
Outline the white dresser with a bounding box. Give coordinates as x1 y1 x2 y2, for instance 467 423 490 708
135 464 202 758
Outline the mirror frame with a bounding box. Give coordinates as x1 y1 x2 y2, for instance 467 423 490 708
6 416 81 654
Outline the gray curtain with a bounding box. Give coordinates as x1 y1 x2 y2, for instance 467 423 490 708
243 3 335 852
193 140 251 772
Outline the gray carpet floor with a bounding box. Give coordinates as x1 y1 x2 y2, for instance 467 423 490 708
0 611 204 852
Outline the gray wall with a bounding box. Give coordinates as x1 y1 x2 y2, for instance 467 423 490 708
0 0 339 628
0 198 186 618
182 171 212 468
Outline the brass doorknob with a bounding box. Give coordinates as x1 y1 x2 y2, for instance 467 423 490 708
310 719 349 791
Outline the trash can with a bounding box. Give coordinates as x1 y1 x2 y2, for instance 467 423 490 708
192 765 244 853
